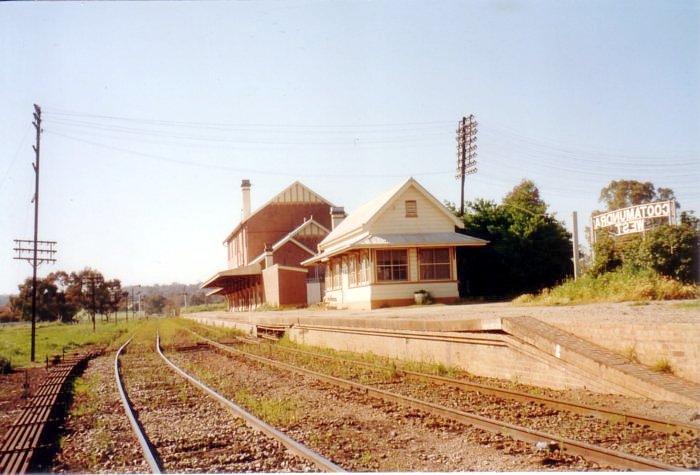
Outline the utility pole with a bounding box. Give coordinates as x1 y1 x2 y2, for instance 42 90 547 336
124 290 129 322
109 287 122 325
13 104 57 362
182 286 188 310
456 114 478 216
572 211 580 280
82 274 103 332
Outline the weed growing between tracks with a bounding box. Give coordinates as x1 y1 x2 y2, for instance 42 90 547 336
57 359 132 471
161 317 245 345
234 387 301 426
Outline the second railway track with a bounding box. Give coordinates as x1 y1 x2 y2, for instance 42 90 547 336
114 327 341 473
184 328 697 471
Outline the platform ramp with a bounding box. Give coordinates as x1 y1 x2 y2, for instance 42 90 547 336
502 316 700 407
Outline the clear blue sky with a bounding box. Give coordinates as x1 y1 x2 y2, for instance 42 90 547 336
1 0 698 294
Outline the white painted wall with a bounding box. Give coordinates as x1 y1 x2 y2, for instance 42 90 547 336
369 186 456 235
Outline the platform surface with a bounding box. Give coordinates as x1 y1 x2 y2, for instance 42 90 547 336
188 300 699 331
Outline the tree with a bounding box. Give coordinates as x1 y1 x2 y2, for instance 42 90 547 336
598 179 679 211
9 268 129 325
10 273 80 323
592 181 697 283
456 179 573 297
103 279 125 323
144 294 167 316
594 223 698 283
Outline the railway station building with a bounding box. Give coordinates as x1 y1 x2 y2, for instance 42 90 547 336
201 180 337 311
302 177 488 309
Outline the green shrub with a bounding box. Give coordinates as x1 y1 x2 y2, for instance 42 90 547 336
592 223 698 283
514 268 697 305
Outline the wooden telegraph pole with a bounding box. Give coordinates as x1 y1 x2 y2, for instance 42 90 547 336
13 105 57 362
456 115 478 215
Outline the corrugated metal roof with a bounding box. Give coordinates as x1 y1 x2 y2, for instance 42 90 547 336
200 263 262 288
302 231 487 265
354 232 488 246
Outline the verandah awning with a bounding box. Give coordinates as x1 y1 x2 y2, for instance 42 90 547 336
200 263 262 289
301 232 488 266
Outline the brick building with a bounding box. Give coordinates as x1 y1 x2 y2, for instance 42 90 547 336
201 180 339 310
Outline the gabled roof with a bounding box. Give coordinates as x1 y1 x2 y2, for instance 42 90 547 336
301 177 487 266
248 218 330 265
319 177 464 249
223 181 334 244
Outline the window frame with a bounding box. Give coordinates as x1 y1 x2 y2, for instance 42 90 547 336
418 247 452 281
332 259 341 289
375 249 409 282
348 254 357 287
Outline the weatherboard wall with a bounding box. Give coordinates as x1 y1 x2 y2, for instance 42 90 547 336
368 186 456 235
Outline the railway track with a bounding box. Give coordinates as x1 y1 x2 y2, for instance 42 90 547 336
188 330 695 471
237 335 700 436
114 330 343 473
166 337 602 471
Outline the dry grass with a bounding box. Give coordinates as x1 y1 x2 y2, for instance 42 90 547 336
514 269 698 306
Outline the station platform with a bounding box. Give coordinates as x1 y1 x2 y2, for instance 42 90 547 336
186 300 700 407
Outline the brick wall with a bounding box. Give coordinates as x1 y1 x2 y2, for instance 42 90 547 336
288 327 602 392
273 240 313 268
543 319 700 383
246 203 332 261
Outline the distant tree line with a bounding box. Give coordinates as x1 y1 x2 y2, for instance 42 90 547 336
5 271 221 323
8 269 124 324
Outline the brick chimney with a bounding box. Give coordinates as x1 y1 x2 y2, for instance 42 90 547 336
241 179 251 220
330 206 346 230
264 244 274 268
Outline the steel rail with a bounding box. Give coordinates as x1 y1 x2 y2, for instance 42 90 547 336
196 333 684 472
156 332 345 473
114 337 162 474
236 336 699 437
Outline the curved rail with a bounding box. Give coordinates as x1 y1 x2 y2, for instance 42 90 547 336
114 337 162 474
194 332 685 472
156 332 345 473
237 336 700 436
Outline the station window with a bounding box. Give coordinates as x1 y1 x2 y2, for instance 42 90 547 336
324 263 332 289
359 252 370 284
348 255 357 287
419 248 451 280
332 260 341 289
376 249 408 282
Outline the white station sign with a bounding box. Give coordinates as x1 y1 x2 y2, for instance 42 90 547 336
592 200 675 237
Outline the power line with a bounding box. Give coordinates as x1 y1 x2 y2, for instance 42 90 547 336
43 108 454 131
44 130 451 179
